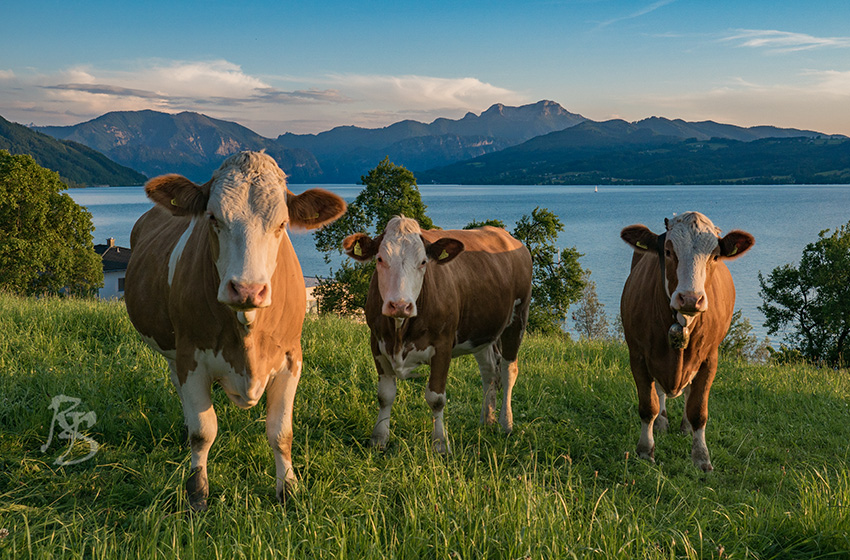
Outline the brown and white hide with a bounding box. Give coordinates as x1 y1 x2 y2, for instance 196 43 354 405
125 151 345 510
620 211 754 472
344 216 532 453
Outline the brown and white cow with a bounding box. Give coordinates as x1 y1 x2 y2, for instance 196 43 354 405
124 151 345 510
620 211 754 472
344 216 532 453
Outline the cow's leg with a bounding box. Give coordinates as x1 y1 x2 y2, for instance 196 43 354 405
166 359 190 445
370 355 397 449
498 357 519 434
686 357 717 472
425 350 451 454
474 345 499 426
630 355 658 462
497 306 526 434
679 385 693 434
654 384 669 432
180 367 217 512
265 353 301 503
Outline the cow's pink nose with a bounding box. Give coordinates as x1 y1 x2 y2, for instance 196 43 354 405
384 300 414 318
227 281 270 309
673 291 707 314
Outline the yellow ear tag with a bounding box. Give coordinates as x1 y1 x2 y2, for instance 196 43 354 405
170 198 179 207
354 242 363 257
439 249 449 260
728 246 738 256
635 241 648 250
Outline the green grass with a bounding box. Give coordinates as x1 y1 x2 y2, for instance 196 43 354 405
1 293 849 559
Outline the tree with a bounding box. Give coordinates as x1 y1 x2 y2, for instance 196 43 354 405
0 150 102 296
571 272 609 340
758 221 850 367
719 310 771 363
512 207 585 334
313 157 433 314
464 219 505 230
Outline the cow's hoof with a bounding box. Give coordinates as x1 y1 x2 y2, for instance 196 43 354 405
637 445 656 463
276 478 298 504
432 439 450 455
186 467 209 512
369 436 388 450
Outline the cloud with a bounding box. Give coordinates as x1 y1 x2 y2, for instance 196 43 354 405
724 29 850 52
45 83 162 99
597 0 677 29
0 69 14 80
329 74 526 110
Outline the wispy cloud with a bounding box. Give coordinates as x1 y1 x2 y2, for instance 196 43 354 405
724 29 850 52
597 0 677 29
0 69 14 80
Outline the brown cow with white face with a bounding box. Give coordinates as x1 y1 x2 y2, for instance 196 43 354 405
620 211 754 472
344 216 532 453
125 151 345 510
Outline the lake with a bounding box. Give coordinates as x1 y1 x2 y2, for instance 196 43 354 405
67 183 850 340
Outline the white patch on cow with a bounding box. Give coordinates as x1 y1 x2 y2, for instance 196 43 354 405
452 339 489 358
207 152 290 308
375 217 428 317
193 348 269 409
424 388 449 454
140 334 177 362
377 340 435 379
506 298 522 326
665 212 722 312
168 217 197 287
237 310 256 326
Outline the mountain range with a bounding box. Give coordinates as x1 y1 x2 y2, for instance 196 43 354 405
0 115 146 186
14 100 850 185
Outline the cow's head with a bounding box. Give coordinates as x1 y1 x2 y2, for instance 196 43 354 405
145 151 346 310
621 211 754 316
343 216 464 319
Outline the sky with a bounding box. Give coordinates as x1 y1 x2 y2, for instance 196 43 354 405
3 1 850 138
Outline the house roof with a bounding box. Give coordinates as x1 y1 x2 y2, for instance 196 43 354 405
94 238 131 272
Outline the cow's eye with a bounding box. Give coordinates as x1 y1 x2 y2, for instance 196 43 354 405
420 259 427 266
376 256 383 264
665 249 672 258
208 214 219 228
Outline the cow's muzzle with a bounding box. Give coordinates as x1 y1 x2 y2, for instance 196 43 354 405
671 291 707 315
383 299 415 319
224 280 271 309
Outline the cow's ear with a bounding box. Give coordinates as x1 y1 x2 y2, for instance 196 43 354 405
145 174 209 216
343 232 380 261
719 230 754 260
424 237 464 264
621 225 658 252
287 188 347 230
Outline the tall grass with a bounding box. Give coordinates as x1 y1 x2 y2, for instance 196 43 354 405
0 293 848 559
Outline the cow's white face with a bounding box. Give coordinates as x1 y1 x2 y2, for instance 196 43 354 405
145 151 346 312
343 216 464 319
374 220 429 318
621 211 755 316
206 155 289 309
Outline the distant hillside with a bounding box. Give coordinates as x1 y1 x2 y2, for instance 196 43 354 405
418 118 847 185
0 115 146 186
34 110 320 183
275 100 587 181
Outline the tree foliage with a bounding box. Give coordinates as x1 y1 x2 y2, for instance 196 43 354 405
313 158 433 314
512 207 585 334
0 151 102 296
571 272 609 340
719 309 771 363
758 221 850 367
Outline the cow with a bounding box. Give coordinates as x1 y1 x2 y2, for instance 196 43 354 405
343 216 532 453
620 211 754 472
124 151 345 510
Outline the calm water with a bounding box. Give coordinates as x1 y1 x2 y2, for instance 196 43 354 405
68 184 850 340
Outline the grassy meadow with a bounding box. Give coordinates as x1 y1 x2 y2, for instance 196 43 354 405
0 293 849 559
